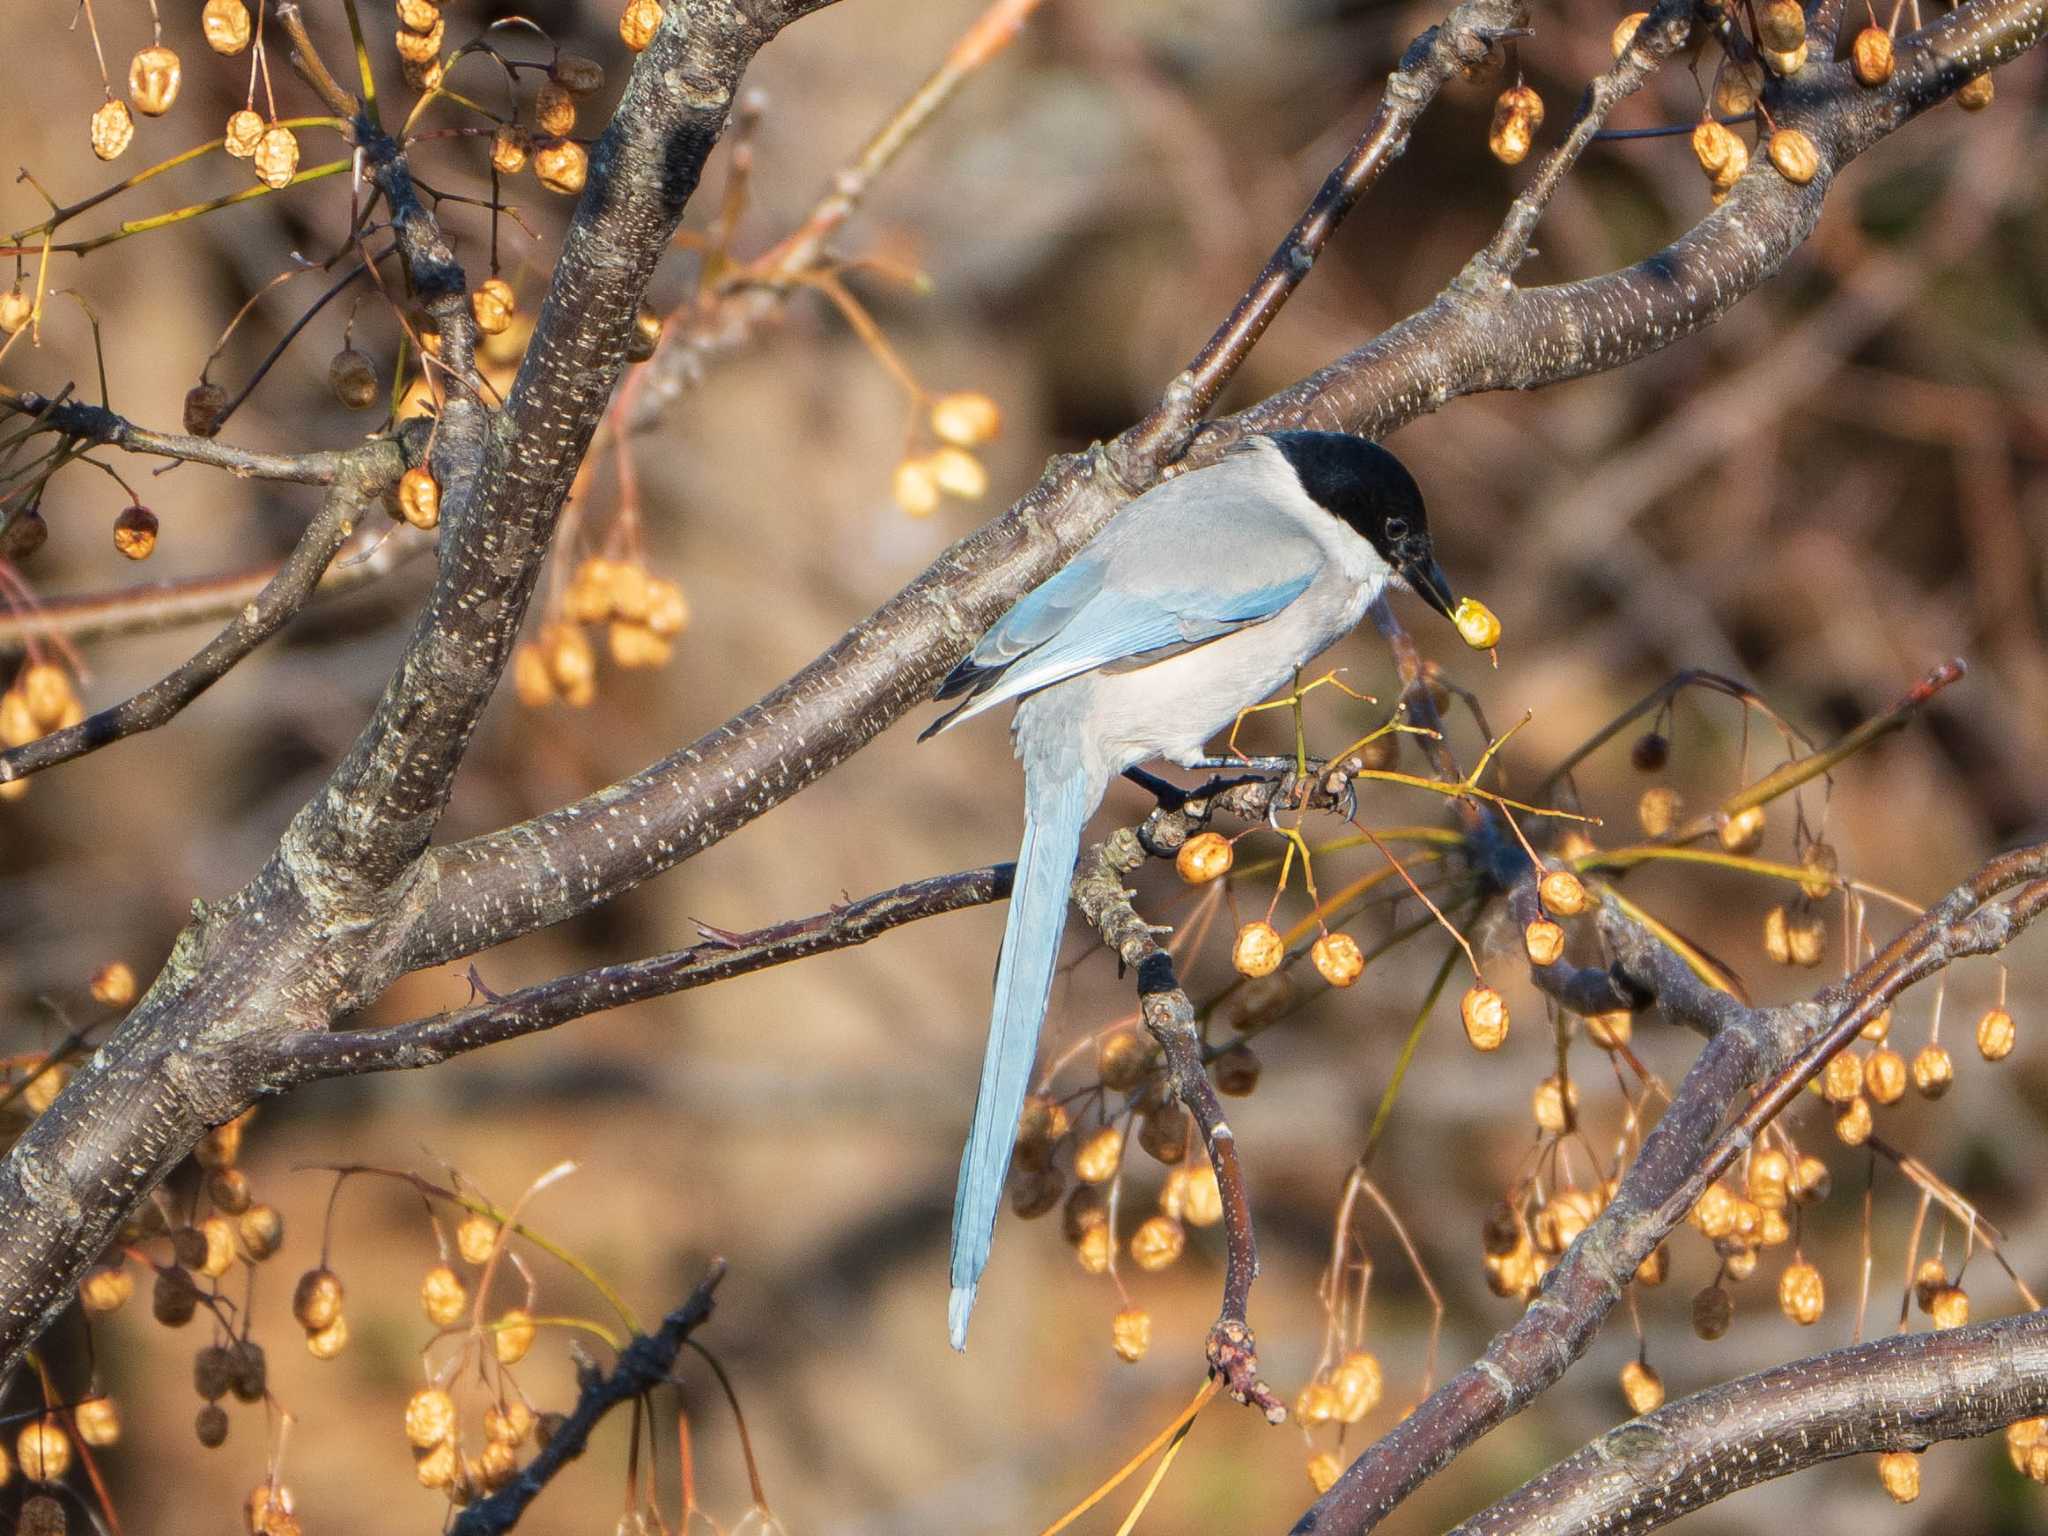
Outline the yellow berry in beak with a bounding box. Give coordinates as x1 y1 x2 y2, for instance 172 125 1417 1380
1452 596 1502 650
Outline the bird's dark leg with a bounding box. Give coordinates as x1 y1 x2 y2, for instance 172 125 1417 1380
1122 765 1193 812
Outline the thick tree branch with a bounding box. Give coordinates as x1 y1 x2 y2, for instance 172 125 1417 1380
1290 843 2048 1535
0 0 818 1382
399 0 1530 971
269 864 1011 1080
0 443 402 782
1457 1309 2048 1536
402 0 2041 979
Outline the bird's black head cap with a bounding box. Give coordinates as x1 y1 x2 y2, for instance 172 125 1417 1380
1265 431 1458 619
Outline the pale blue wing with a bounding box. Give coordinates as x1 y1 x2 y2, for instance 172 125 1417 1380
923 568 1314 737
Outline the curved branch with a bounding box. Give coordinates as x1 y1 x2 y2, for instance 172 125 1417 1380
399 0 1532 970
403 0 2042 978
451 1263 727 1536
270 864 1010 1080
0 444 402 783
1290 842 2048 1535
1456 1309 2048 1535
0 523 429 653
0 386 359 484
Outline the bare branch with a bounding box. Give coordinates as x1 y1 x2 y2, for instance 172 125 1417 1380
0 445 403 783
1073 827 1285 1420
450 1262 728 1536
1457 1308 2048 1536
0 521 428 654
270 865 1011 1080
0 385 359 484
1292 842 2048 1534
399 0 1531 971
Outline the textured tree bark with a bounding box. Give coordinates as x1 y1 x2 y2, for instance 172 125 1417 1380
0 0 835 1378
1455 1309 2048 1535
398 0 2045 976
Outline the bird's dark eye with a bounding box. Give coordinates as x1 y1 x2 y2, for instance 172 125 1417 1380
1384 518 1408 539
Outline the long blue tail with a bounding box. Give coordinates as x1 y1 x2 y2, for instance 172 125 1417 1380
949 768 1096 1349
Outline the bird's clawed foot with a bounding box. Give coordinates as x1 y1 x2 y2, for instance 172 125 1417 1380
1207 1317 1286 1424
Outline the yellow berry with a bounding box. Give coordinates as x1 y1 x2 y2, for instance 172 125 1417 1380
456 1213 500 1266
620 0 663 50
1461 984 1509 1050
1719 803 1766 853
1823 1050 1864 1104
471 277 516 336
1877 1449 1920 1503
534 139 588 195
397 467 441 530
1911 1044 1954 1098
1130 1214 1186 1271
928 446 989 500
1075 1223 1114 1275
253 125 301 190
1312 931 1366 988
1332 1351 1383 1422
128 45 183 116
1767 128 1820 186
1611 11 1647 58
891 457 941 518
74 1396 119 1447
1532 1074 1578 1134
929 391 1001 447
203 0 253 54
1637 786 1682 837
494 1307 536 1363
1539 869 1589 917
406 1386 457 1449
112 504 159 560
1074 1126 1124 1184
1175 831 1233 884
1778 1260 1824 1324
91 98 135 162
1834 1095 1873 1146
16 1420 69 1482
1976 1007 2015 1061
1928 1285 1969 1329
1586 1010 1632 1050
224 109 263 158
1232 920 1285 979
80 1265 134 1314
1452 596 1502 650
491 123 530 176
306 1314 350 1358
1746 1149 1791 1212
1181 1166 1224 1227
1308 1450 1343 1493
1620 1359 1663 1414
1524 918 1566 967
1865 1047 1907 1105
1956 72 1994 110
421 1263 469 1327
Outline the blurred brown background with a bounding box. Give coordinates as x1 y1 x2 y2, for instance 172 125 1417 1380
2 0 2046 1531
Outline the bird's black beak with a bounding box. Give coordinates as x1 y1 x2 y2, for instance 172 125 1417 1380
1398 546 1460 624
